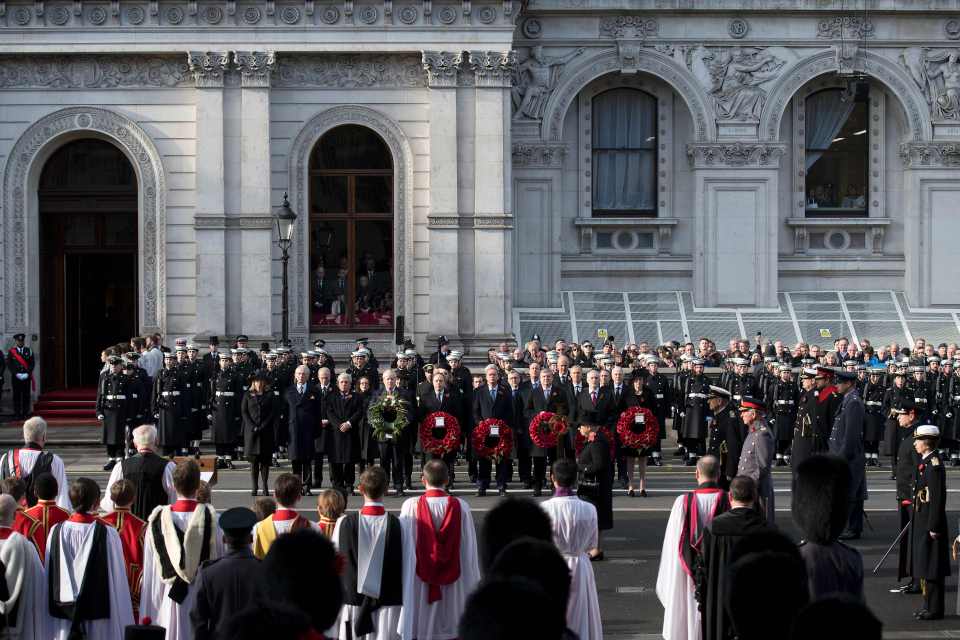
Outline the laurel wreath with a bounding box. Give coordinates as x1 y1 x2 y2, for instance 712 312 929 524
368 393 409 441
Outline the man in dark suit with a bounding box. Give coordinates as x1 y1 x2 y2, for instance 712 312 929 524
418 370 462 488
473 365 514 496
286 365 322 494
366 369 415 496
190 507 261 640
524 367 571 496
506 369 530 487
574 369 616 430
201 336 220 380
324 373 364 494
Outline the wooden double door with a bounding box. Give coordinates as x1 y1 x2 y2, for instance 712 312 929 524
39 139 139 390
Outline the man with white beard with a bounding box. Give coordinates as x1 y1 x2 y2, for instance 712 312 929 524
44 478 133 639
0 494 46 639
656 455 730 640
140 459 223 640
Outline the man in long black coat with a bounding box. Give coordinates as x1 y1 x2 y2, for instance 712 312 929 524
829 371 868 540
209 352 244 469
366 369 415 496
418 371 463 487
911 424 950 620
698 475 769 640
472 365 515 497
286 364 322 493
523 367 570 496
893 400 922 591
324 373 364 495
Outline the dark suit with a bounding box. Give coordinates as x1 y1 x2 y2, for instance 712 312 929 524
324 391 364 491
473 384 515 489
190 548 261 640
524 385 571 490
419 388 462 483
286 382 322 485
367 388 415 490
312 385 334 488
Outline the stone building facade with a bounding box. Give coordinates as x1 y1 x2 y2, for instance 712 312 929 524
0 0 958 389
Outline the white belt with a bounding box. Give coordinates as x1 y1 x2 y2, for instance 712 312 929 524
865 401 882 406
195 383 202 388
688 393 708 399
953 396 960 401
655 394 664 399
161 391 180 396
216 391 235 397
733 394 743 400
105 394 126 400
915 398 928 403
776 400 794 405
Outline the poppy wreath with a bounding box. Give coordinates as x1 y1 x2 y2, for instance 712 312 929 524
574 426 617 460
420 411 461 455
472 418 513 459
529 411 568 449
616 406 660 450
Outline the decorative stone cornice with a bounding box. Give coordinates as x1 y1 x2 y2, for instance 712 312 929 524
468 50 516 88
234 51 275 87
686 142 786 168
421 51 462 88
0 54 191 88
427 215 513 229
899 142 960 168
187 51 229 87
512 142 567 168
599 15 658 39
816 15 874 39
274 54 424 88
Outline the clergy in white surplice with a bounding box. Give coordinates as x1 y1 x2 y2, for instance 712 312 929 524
541 459 603 640
656 455 730 640
140 460 224 640
333 466 404 640
43 478 134 640
398 460 480 640
0 417 71 510
0 494 47 640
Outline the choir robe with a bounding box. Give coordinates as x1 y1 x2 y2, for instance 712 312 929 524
0 528 48 639
656 486 729 640
398 490 480 640
99 507 147 617
44 515 135 640
333 504 404 640
24 499 70 562
140 500 224 640
541 494 603 640
0 447 71 510
252 508 319 559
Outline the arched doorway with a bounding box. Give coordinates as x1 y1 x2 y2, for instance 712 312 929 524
309 125 394 329
39 139 138 389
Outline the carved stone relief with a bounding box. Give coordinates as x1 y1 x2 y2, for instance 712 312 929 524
512 46 583 120
599 15 657 39
816 15 874 39
421 51 462 87
899 142 960 168
901 48 960 121
688 46 786 121
274 54 426 87
686 142 786 168
0 55 192 88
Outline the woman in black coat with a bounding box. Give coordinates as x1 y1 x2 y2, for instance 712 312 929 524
242 372 276 496
577 421 613 561
623 371 657 497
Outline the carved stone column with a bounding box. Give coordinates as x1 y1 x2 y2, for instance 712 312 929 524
188 51 229 338
687 142 785 308
423 51 463 342
468 50 516 343
234 51 276 338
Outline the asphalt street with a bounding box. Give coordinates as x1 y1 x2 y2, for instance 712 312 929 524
6 425 960 639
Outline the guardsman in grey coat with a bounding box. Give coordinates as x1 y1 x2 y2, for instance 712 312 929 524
737 396 776 524
829 370 868 540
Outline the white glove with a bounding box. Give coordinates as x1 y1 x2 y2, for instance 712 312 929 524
16 373 28 381
97 414 105 420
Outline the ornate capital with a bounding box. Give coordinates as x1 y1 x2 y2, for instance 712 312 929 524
686 142 786 169
421 51 462 88
512 142 566 168
234 51 276 87
187 51 229 88
899 142 960 168
468 50 516 88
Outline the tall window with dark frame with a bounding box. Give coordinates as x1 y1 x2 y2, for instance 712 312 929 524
309 125 394 329
591 88 658 217
804 87 869 217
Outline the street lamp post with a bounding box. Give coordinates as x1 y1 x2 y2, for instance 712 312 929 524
274 193 298 345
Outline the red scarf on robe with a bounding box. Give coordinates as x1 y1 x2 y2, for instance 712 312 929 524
415 489 462 603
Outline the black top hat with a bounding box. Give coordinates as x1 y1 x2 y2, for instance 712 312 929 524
438 335 449 346
260 342 271 352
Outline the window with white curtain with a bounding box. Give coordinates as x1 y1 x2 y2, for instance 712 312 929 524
804 88 869 217
591 88 657 217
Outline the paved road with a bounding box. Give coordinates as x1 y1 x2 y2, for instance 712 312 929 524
6 425 960 639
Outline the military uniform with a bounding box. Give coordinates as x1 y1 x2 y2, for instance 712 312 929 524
911 434 950 620
644 367 672 465
828 375 867 538
97 362 136 464
738 415 776 524
768 376 798 464
184 352 209 452
679 365 711 464
942 372 960 465
862 373 887 465
151 357 189 455
210 356 244 467
6 335 35 419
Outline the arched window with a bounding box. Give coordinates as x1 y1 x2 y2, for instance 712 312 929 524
309 125 394 329
804 87 869 217
591 88 657 217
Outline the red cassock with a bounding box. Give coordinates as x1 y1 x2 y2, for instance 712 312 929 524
99 507 147 619
13 509 44 559
24 498 70 561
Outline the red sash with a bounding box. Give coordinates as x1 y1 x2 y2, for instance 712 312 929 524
8 348 34 390
415 490 462 604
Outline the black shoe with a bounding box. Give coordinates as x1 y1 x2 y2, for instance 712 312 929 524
628 488 636 498
251 489 259 497
225 459 235 470
522 480 533 489
103 459 117 471
498 488 507 497
775 458 786 467
533 486 542 497
640 489 648 498
893 582 920 594
890 473 897 480
589 551 605 562
395 487 405 497
651 457 663 467
838 531 861 541
477 487 487 497
917 611 942 621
